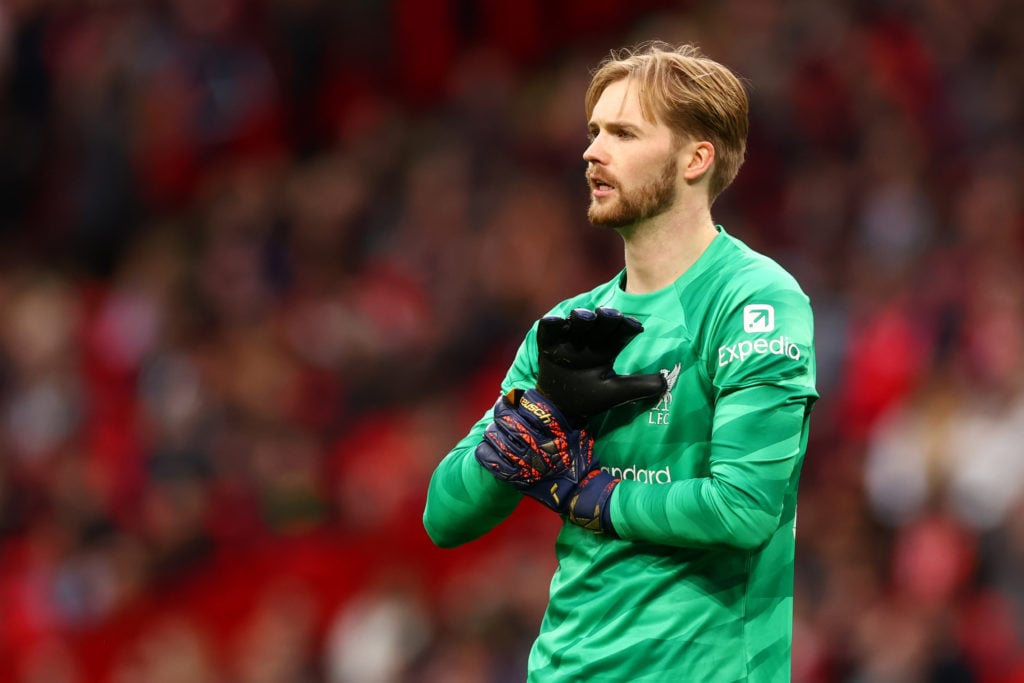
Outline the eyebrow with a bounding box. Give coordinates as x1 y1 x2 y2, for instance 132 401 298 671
588 121 643 135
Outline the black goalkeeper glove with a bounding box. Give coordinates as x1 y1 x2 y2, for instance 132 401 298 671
536 307 667 420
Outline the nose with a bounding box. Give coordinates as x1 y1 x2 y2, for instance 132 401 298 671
583 134 607 165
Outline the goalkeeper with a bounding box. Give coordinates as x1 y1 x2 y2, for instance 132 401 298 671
423 41 817 683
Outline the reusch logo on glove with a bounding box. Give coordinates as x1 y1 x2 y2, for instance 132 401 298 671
512 390 554 426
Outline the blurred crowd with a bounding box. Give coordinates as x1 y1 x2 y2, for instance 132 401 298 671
0 0 1022 681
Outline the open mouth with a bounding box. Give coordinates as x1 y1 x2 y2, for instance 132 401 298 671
588 174 616 196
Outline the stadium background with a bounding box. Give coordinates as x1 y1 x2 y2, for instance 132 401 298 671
0 0 1022 681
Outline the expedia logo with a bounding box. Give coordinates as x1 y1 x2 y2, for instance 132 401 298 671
743 304 775 333
718 335 801 366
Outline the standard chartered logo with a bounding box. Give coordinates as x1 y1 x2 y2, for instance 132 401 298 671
718 335 801 366
601 464 672 484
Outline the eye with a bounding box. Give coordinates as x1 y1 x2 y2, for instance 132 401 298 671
616 129 635 139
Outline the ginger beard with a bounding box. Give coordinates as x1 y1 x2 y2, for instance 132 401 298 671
587 154 679 229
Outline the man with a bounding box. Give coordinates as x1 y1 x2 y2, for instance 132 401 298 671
423 41 817 682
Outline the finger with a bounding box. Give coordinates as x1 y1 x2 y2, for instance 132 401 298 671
601 372 668 409
537 315 570 350
611 312 645 350
477 434 524 480
568 308 597 346
491 391 519 422
593 307 623 340
622 313 644 333
593 307 643 351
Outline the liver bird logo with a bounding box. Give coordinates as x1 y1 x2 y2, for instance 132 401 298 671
653 363 681 412
661 363 681 392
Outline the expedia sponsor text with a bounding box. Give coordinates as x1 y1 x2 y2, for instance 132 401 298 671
718 335 801 366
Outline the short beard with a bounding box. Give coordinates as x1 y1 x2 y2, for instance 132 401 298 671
588 155 678 229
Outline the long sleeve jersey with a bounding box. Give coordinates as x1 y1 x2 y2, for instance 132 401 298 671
424 227 818 682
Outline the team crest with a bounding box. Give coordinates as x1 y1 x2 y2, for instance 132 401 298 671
648 363 680 425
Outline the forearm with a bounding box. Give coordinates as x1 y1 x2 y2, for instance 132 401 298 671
423 426 522 548
609 386 808 549
423 327 544 548
610 473 791 549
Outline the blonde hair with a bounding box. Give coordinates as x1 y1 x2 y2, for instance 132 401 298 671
585 41 749 203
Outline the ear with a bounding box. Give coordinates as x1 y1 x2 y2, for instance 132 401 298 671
682 141 715 182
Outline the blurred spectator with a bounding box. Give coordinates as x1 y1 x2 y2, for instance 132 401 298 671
0 1 1022 681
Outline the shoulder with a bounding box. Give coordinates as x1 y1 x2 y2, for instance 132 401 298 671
690 235 813 341
700 235 816 393
714 233 807 302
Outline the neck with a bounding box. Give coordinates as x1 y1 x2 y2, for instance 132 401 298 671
618 202 718 294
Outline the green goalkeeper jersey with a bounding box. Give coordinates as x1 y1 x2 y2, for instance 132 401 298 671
424 227 818 682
